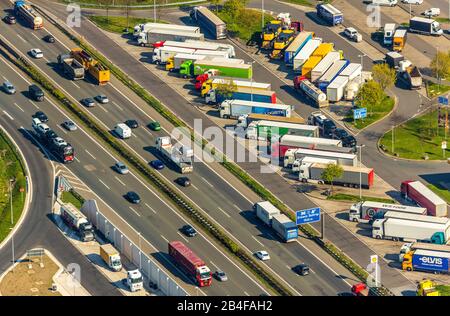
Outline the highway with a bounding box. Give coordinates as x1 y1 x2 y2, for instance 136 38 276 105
0 0 358 295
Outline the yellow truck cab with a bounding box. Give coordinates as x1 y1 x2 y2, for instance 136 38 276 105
393 29 407 52
417 280 439 296
262 20 282 49
270 29 296 59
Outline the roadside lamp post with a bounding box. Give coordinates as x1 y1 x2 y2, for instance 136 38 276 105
357 145 365 200
358 54 366 110
9 179 15 270
138 232 142 270
262 0 265 30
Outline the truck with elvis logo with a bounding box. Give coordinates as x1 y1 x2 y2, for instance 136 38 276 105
402 249 450 274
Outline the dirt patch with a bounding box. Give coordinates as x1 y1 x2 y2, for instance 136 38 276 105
0 255 61 296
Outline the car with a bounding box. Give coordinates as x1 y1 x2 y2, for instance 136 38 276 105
32 111 48 122
343 27 362 42
175 177 191 187
181 225 197 237
332 128 349 140
45 129 58 140
81 97 95 107
423 8 440 17
3 15 16 24
30 48 43 59
125 191 141 204
150 159 164 170
2 81 16 94
148 121 161 131
342 135 357 148
213 270 228 282
255 250 270 261
43 35 55 43
52 137 67 147
94 94 109 104
114 161 129 175
125 119 139 129
401 0 422 4
62 120 77 131
293 263 310 276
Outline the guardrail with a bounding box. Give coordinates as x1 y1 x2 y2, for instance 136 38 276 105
61 0 206 8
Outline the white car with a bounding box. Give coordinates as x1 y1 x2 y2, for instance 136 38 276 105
343 27 363 42
30 48 43 59
255 250 270 261
402 0 423 4
423 8 440 17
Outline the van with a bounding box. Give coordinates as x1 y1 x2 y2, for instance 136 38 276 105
114 123 131 139
29 84 44 101
371 0 397 6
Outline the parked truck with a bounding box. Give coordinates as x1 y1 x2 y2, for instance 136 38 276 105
254 201 298 242
152 46 196 64
219 100 292 119
284 147 357 167
70 48 110 85
57 54 85 80
385 51 404 69
372 212 450 243
236 113 305 128
14 1 43 29
137 29 204 47
270 29 296 60
201 78 271 97
401 180 447 217
298 163 374 188
157 40 234 58
190 60 252 79
125 269 144 292
398 60 422 89
246 120 319 140
190 6 227 40
316 3 343 26
402 249 450 274
186 40 235 57
205 87 276 105
349 201 427 223
399 242 450 262
294 77 328 107
409 17 443 36
60 202 94 242
133 22 199 38
165 53 206 72
155 136 193 173
392 29 407 52
316 59 350 92
293 38 322 72
168 241 212 286
284 32 314 66
344 72 372 101
302 56 324 79
310 51 341 82
383 23 396 46
339 63 362 81
327 75 349 102
100 244 122 272
272 134 339 158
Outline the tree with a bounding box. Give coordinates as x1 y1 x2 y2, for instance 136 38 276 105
354 80 383 114
321 163 344 194
223 0 245 21
372 63 396 91
430 50 450 82
215 80 238 100
210 0 221 12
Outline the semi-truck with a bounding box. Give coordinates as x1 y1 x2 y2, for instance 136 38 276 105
294 77 328 107
399 242 450 262
316 59 350 91
14 1 43 29
254 201 298 242
372 212 450 243
152 46 196 64
57 54 85 81
284 147 357 167
125 269 144 292
293 38 322 72
157 40 235 58
401 180 447 217
349 201 427 223
392 29 407 52
302 56 324 79
270 29 296 60
219 100 292 119
133 22 200 38
383 23 396 46
385 51 404 69
190 6 227 40
186 40 235 57
155 136 193 173
339 63 362 82
316 3 343 26
168 241 212 287
190 59 252 79
60 202 94 242
201 78 271 97
297 163 374 188
284 32 314 66
236 113 305 128
272 133 338 159
165 53 206 72
310 51 341 82
398 60 422 90
409 17 443 36
100 244 122 272
245 121 320 140
70 48 110 85
205 87 276 105
344 72 372 101
137 29 204 47
327 75 349 102
402 249 450 274
180 59 244 79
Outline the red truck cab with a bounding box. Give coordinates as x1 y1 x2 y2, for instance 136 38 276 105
152 40 166 48
293 75 307 89
351 283 369 296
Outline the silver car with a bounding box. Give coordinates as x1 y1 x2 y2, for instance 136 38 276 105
62 120 77 131
2 81 15 94
214 270 228 282
114 161 129 174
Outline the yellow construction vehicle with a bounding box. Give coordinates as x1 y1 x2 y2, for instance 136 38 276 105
70 48 110 85
417 280 439 296
269 29 295 60
261 20 282 50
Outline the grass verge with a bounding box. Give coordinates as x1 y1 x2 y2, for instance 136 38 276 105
87 16 167 34
327 193 395 204
347 96 394 130
426 81 450 98
436 285 450 296
61 190 84 209
380 109 450 160
427 184 450 204
0 129 27 244
279 0 314 6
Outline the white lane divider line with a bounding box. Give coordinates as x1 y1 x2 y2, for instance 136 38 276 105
233 204 241 212
17 34 26 43
129 206 141 217
115 176 126 186
43 57 50 63
13 103 24 112
112 101 124 111
56 125 67 134
244 291 250 296
201 176 213 188
100 106 108 113
191 184 199 191
251 236 264 247
177 231 190 243
29 100 39 109
2 111 13 121
217 207 231 218
160 234 169 243
145 203 157 214
71 81 80 89
84 149 96 160
98 178 110 190
31 33 41 41
209 261 219 270
74 157 80 162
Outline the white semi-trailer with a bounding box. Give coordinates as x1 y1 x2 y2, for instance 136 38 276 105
155 136 193 173
349 201 427 223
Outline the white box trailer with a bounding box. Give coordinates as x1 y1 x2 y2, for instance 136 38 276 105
384 23 396 45
327 75 349 102
311 51 341 82
137 29 204 46
172 53 206 71
293 38 322 72
246 121 320 140
271 214 298 242
372 214 450 244
349 201 427 223
186 40 235 58
219 100 292 119
194 50 229 59
317 59 350 91
339 63 362 81
133 22 200 37
284 147 357 168
152 46 196 64
399 242 450 262
254 201 281 226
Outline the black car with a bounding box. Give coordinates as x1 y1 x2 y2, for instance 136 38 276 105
175 177 191 187
323 119 336 137
293 263 310 276
125 191 141 204
332 128 349 140
342 135 357 148
81 98 95 107
32 111 48 122
4 15 16 24
43 35 55 43
181 225 197 237
125 119 139 129
45 129 58 140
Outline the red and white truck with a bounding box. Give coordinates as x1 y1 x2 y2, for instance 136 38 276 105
401 180 447 217
168 241 212 287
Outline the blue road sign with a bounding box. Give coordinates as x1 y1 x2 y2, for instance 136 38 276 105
438 96 449 105
353 108 367 120
296 207 321 225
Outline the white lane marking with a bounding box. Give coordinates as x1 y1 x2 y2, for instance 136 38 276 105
3 110 14 121
177 231 190 243
201 176 213 188
84 149 96 160
100 106 108 113
31 33 41 41
160 234 169 243
191 184 199 191
132 133 137 138
244 291 250 296
17 34 26 43
217 207 231 218
43 57 50 63
74 157 80 162
145 203 157 214
209 261 219 270
233 204 241 212
129 206 141 217
2 75 7 80
29 100 39 109
115 176 126 186
0 55 31 84
98 178 111 190
252 236 265 248
56 125 67 134
13 102 24 112
112 101 124 111
71 81 80 89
